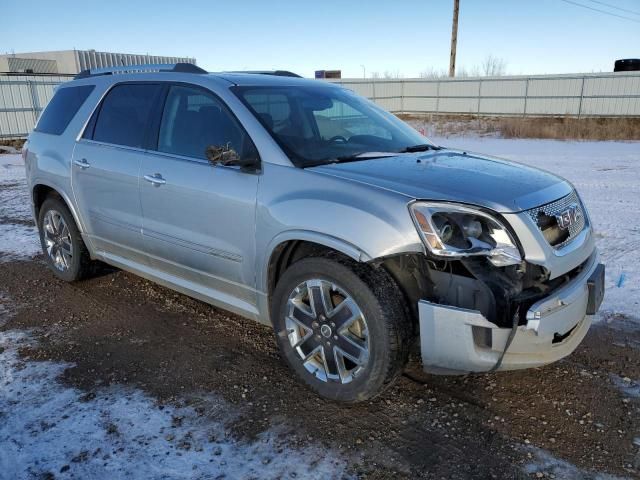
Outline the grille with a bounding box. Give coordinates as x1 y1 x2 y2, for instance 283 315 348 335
526 191 587 249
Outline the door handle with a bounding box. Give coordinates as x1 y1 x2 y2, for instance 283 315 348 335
73 158 91 169
144 173 166 186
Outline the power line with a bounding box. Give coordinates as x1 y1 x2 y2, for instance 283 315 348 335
558 0 640 22
585 0 640 17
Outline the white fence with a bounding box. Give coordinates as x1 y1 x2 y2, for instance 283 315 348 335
0 74 73 139
329 72 640 118
1 72 640 139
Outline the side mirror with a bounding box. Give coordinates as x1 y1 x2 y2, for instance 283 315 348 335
237 155 261 173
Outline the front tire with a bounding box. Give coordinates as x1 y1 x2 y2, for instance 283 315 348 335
271 256 412 402
38 196 93 282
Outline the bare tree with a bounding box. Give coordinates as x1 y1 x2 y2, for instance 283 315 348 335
421 55 506 79
370 71 381 79
480 55 507 76
383 69 404 79
419 67 448 79
393 54 508 79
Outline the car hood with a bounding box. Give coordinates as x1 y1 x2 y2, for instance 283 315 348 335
307 149 572 213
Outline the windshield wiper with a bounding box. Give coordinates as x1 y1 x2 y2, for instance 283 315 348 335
398 144 441 153
333 152 399 163
304 149 434 168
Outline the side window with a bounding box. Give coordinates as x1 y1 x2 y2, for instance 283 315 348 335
93 84 162 148
157 85 255 161
35 85 95 135
312 99 392 141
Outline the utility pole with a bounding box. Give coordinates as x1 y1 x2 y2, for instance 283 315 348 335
449 0 459 77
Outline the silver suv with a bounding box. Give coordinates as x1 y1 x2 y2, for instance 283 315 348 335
24 64 604 402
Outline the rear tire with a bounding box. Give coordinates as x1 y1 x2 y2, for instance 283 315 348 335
271 256 412 402
38 196 94 282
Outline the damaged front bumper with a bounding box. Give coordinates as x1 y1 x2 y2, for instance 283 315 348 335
419 251 604 374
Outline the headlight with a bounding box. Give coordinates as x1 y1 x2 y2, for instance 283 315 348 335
409 202 522 267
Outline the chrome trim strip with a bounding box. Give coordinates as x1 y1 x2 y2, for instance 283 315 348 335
140 149 244 172
143 228 242 262
89 211 140 233
76 139 148 154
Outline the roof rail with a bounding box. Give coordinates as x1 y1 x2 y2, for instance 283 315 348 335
227 70 302 78
74 63 207 79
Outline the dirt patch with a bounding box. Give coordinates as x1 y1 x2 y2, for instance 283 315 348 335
0 215 34 226
399 114 640 141
1 259 639 478
0 139 25 151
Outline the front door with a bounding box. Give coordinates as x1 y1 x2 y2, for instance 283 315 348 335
72 83 164 265
139 84 260 314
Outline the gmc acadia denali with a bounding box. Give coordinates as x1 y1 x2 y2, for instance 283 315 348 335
24 64 604 402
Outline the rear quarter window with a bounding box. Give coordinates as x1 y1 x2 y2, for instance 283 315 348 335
35 85 95 135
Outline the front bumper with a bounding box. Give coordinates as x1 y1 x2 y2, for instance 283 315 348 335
419 250 603 374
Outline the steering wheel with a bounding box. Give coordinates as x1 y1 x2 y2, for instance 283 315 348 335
328 135 348 144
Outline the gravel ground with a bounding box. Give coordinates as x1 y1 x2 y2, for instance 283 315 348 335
1 141 639 479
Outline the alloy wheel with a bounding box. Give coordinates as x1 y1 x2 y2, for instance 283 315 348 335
285 279 370 383
43 209 73 272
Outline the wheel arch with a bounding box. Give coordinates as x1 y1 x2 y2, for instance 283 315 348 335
262 231 371 299
32 182 86 236
263 233 437 334
261 231 427 331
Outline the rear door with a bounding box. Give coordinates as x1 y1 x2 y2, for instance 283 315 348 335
72 82 163 265
139 83 260 314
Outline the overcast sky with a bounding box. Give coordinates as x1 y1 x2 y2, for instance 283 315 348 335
2 0 639 77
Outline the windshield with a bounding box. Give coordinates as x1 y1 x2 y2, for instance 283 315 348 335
232 85 433 167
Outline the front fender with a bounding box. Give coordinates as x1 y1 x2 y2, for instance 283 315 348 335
266 229 370 262
255 162 424 293
257 229 369 297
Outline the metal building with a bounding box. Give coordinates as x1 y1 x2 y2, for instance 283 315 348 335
0 50 197 75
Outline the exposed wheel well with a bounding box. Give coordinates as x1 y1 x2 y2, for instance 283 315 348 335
267 240 421 328
32 184 62 220
267 240 352 298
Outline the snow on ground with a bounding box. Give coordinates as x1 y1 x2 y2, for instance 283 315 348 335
524 447 625 480
0 330 350 480
430 136 640 324
0 138 638 477
0 153 352 479
0 222 40 262
0 154 40 262
610 373 640 398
